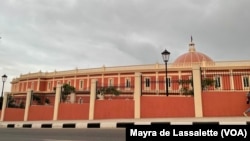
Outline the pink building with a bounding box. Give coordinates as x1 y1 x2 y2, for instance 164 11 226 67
1 39 249 121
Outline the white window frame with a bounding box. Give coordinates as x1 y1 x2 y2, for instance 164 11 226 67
242 75 249 89
47 82 51 91
108 78 114 87
79 80 84 90
125 77 131 90
214 75 222 89
145 77 150 90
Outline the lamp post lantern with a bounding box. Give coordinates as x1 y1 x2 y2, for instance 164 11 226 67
1 74 7 99
161 49 170 96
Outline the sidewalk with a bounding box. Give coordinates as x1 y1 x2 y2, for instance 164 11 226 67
0 117 249 129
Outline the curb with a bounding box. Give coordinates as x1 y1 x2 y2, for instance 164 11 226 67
1 121 250 129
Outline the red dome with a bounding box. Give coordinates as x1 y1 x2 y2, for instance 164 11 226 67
173 42 214 66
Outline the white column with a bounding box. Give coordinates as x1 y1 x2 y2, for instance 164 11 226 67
134 72 142 119
101 74 104 87
70 93 76 103
118 73 120 90
24 89 32 121
37 78 40 91
0 92 9 121
89 79 97 120
192 65 203 117
53 84 62 120
155 72 159 95
229 69 234 90
52 78 54 91
74 74 77 88
87 75 90 91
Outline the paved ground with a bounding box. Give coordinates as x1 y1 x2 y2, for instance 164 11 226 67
0 116 249 128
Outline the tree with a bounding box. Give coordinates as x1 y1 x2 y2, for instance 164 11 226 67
61 83 75 102
32 94 41 104
180 87 194 96
7 95 16 108
201 78 215 90
45 97 50 105
178 79 194 96
96 86 120 99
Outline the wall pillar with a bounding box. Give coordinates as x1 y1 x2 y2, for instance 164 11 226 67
0 92 9 121
37 78 40 91
53 84 62 120
89 79 97 120
155 72 159 95
229 69 234 90
24 89 32 121
70 93 76 103
134 72 142 119
192 65 203 117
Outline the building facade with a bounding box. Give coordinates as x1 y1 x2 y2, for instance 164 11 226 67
1 39 249 121
10 40 250 95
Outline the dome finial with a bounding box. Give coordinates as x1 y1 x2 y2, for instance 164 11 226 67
189 36 195 52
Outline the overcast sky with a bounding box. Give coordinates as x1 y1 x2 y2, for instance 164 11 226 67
0 0 250 92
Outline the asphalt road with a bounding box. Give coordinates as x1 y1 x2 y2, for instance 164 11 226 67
0 128 126 141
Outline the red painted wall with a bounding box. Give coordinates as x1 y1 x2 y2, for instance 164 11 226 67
141 96 195 118
76 96 90 103
58 103 89 120
94 99 134 119
39 81 47 91
202 91 248 116
4 108 25 121
234 75 243 90
2 92 250 121
28 105 54 121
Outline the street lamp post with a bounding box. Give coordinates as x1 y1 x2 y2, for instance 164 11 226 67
1 74 7 99
161 49 170 96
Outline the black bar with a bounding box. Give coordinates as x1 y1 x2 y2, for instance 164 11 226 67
62 123 76 128
7 124 15 128
116 122 134 128
87 123 100 128
41 124 52 128
126 124 250 141
22 124 32 128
